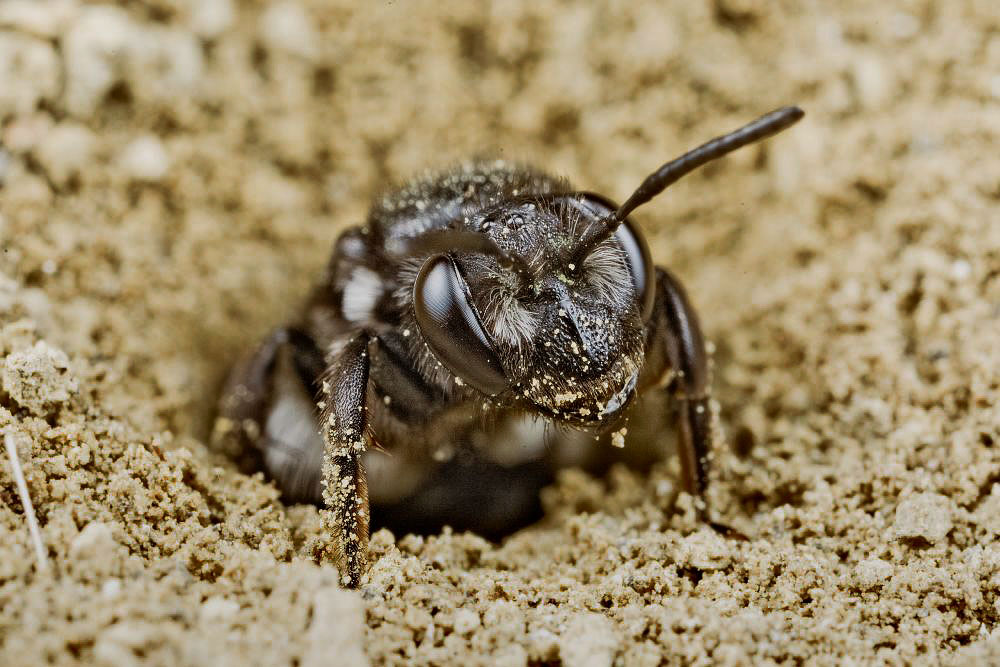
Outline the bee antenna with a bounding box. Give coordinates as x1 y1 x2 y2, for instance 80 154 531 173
577 106 804 257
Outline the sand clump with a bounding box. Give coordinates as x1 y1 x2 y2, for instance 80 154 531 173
1 1 1000 664
2 341 78 417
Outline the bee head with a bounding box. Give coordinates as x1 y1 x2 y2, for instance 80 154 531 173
413 195 650 427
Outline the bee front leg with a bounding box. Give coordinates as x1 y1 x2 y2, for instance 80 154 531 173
317 333 374 588
650 268 713 501
652 268 748 536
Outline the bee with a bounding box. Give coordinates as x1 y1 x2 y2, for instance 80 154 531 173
216 106 804 587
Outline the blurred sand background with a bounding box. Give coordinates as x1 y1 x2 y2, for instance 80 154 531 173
1 0 999 664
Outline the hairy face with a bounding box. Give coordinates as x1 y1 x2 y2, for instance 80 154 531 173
461 199 646 427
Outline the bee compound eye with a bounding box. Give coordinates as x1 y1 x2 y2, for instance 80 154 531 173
413 254 510 396
614 216 656 321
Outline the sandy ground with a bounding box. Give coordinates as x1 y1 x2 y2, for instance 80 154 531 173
1 0 999 664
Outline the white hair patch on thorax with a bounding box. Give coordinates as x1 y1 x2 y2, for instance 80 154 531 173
342 267 384 323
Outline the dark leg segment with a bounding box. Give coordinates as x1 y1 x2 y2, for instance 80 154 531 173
216 328 292 470
215 328 326 471
653 269 748 535
318 333 374 587
653 268 712 497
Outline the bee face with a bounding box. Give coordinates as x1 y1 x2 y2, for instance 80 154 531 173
414 196 649 427
514 274 644 427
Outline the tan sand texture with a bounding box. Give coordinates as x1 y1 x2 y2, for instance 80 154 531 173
1 1 999 664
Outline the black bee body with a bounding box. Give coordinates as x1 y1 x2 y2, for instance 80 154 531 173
221 163 654 532
217 107 805 586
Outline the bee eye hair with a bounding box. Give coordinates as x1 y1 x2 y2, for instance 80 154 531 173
480 284 539 348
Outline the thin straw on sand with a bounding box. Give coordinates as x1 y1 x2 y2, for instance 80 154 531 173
5 430 48 572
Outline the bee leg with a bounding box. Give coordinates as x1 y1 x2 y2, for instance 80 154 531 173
652 268 712 497
218 327 323 472
317 333 375 588
652 268 746 538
